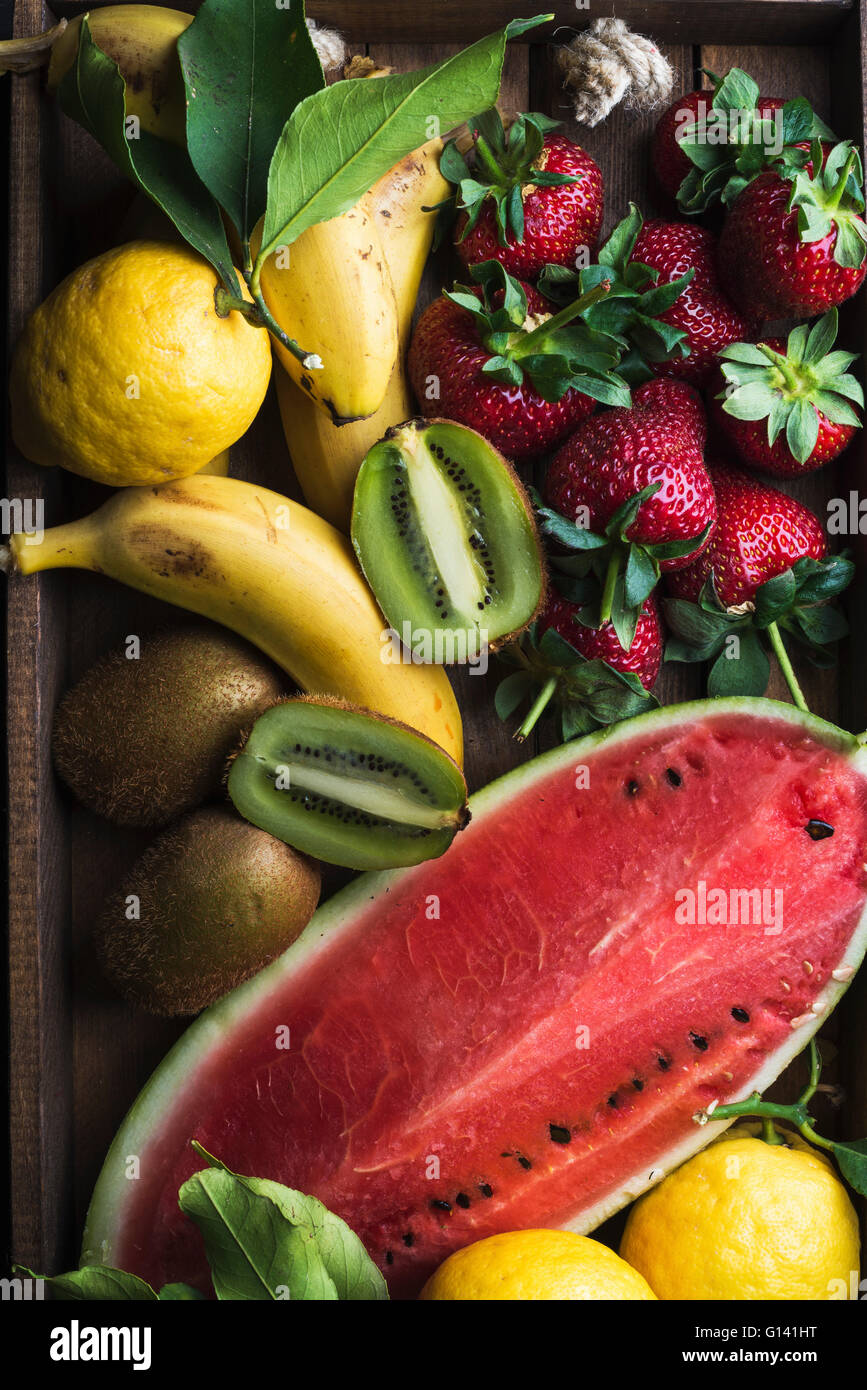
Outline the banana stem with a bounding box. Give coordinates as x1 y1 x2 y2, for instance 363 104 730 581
766 621 809 712
515 675 558 742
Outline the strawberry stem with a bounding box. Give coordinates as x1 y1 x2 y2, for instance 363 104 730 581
757 343 802 394
510 282 609 359
599 548 621 627
766 621 810 712
515 675 558 742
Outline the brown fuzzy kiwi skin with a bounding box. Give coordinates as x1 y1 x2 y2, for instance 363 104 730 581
377 417 548 651
52 625 287 828
228 694 471 830
94 806 321 1016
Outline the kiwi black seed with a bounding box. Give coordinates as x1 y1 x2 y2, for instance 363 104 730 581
93 806 320 1016
227 696 471 871
350 418 545 660
52 625 287 827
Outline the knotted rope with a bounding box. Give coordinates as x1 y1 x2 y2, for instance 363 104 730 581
557 17 674 127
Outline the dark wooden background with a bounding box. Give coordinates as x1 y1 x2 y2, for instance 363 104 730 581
6 0 867 1275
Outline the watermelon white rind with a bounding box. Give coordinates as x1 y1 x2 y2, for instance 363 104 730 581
82 697 867 1297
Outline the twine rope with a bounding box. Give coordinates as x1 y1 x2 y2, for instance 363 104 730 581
556 17 674 127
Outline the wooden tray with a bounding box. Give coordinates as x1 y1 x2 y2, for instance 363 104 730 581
7 0 867 1275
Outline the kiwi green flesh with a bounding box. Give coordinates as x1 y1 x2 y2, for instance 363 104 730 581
351 419 544 655
228 701 470 871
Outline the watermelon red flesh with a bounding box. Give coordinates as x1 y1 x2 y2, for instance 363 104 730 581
83 702 867 1299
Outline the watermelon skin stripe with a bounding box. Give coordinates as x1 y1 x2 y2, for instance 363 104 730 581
82 698 867 1298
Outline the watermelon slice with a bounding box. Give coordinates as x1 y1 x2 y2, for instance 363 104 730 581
83 699 867 1299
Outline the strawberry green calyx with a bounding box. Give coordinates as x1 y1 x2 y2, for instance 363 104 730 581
677 69 834 214
536 486 711 652
718 309 864 463
443 260 631 406
442 108 579 247
495 620 658 745
787 140 867 269
538 203 694 383
663 554 854 704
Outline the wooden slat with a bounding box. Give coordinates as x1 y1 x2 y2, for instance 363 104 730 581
7 0 75 1276
302 2 854 47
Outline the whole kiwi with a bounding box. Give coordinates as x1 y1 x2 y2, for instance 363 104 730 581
94 806 321 1015
53 625 286 826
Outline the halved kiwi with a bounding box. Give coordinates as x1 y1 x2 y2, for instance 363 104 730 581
351 418 545 659
228 697 470 871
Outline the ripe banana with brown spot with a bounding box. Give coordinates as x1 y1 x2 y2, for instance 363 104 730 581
47 5 192 145
275 138 449 530
251 206 400 425
2 474 463 765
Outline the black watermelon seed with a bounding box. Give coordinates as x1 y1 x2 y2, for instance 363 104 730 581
402 1232 414 1247
478 1183 494 1198
455 1192 471 1209
657 1055 670 1071
806 819 834 840
607 1094 619 1109
626 779 640 796
632 1078 644 1092
517 1155 532 1170
430 1199 452 1213
690 1031 709 1051
385 1250 394 1265
500 1151 512 1159
731 1007 750 1023
549 1124 572 1144
666 768 682 787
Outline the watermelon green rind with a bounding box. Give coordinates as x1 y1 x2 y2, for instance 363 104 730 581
81 696 867 1281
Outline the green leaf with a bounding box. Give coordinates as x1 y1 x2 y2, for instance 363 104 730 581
18 1265 159 1301
792 553 855 603
536 506 606 551
712 67 760 115
178 0 324 246
785 397 820 463
623 545 658 610
178 1167 339 1300
188 1144 387 1300
723 381 778 421
495 671 533 721
707 629 770 697
58 17 241 295
754 569 797 625
259 14 550 258
832 1138 867 1196
803 308 839 363
598 202 643 274
158 1283 207 1300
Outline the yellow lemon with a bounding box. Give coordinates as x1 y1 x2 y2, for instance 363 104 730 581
10 241 272 487
419 1230 657 1301
620 1123 860 1300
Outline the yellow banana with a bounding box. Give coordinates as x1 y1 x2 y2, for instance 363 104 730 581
275 138 449 531
251 207 399 424
47 6 192 146
3 474 462 764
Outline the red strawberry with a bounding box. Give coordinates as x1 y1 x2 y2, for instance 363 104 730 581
717 140 867 320
544 393 716 572
539 593 662 690
710 310 863 477
443 109 603 279
629 220 754 385
633 379 707 453
666 464 826 606
662 462 852 707
652 82 785 205
495 591 662 743
408 262 629 461
540 206 752 387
